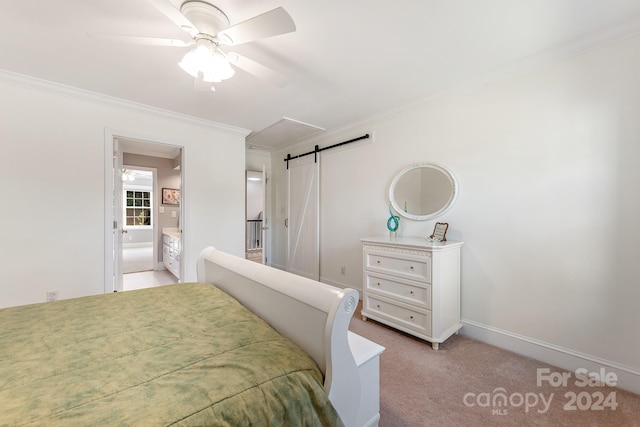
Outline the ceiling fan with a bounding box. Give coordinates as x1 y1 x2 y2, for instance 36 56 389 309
102 0 296 91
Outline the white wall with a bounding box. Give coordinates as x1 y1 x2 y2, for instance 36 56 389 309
0 73 247 308
271 34 640 391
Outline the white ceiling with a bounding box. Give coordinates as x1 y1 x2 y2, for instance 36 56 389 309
2 0 640 150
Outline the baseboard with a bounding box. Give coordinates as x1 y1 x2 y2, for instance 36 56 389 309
461 319 640 395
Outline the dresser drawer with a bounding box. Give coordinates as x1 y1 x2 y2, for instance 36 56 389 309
365 272 431 309
364 250 431 282
364 294 432 336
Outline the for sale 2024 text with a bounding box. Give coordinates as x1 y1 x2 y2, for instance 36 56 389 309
537 367 618 411
463 367 619 415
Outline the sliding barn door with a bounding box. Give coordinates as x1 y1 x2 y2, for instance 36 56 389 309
287 155 319 280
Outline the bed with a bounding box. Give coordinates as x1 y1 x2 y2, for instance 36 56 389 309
0 247 383 427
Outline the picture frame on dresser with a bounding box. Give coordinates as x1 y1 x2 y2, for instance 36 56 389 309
429 222 449 242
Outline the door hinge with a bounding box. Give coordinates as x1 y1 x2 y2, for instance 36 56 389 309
113 220 118 229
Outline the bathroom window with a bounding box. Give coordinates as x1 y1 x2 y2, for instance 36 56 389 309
125 190 152 227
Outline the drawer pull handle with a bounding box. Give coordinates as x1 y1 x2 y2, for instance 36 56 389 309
377 282 381 286
410 266 414 270
410 291 414 295
410 315 414 320
376 260 381 264
377 304 381 308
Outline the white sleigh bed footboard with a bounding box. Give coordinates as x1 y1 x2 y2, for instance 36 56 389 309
197 247 383 427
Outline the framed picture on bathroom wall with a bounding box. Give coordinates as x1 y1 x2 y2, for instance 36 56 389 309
162 188 180 205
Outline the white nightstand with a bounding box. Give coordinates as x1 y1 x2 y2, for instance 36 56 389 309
348 331 385 427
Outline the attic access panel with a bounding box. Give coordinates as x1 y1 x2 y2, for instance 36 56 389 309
247 117 325 150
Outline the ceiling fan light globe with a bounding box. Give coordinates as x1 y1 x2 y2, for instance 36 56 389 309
191 44 214 69
219 66 235 80
211 55 235 80
178 59 199 78
202 72 221 83
178 39 235 82
179 42 215 78
178 50 201 77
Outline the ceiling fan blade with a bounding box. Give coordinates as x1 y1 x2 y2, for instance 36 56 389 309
89 33 193 47
146 0 198 37
219 7 295 46
227 53 288 87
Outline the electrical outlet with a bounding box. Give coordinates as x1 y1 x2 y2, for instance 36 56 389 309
340 266 346 276
46 291 58 302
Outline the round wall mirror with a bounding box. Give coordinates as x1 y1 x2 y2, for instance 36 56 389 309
389 162 459 221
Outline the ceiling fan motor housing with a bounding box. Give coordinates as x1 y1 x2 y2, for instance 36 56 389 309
180 1 230 37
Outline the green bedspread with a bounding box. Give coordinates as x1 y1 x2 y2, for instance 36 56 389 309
0 283 343 426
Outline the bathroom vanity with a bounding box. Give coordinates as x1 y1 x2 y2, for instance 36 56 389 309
162 228 181 280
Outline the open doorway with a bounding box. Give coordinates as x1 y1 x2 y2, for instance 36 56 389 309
246 169 266 263
121 167 155 274
120 166 175 290
106 135 184 293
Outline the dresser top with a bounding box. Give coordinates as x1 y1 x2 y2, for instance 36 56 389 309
361 236 464 250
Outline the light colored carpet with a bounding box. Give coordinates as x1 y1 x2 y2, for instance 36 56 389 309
348 305 640 427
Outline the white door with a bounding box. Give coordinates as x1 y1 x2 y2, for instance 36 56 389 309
260 165 267 264
112 140 124 292
287 155 319 280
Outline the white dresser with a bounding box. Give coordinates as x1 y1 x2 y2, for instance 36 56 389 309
361 236 463 350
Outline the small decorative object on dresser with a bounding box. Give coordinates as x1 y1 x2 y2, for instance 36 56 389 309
429 222 449 242
361 236 463 350
386 204 399 236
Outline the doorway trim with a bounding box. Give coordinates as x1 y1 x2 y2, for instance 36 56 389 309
104 128 185 294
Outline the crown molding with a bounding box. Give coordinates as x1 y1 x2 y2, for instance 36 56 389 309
0 69 250 137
